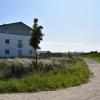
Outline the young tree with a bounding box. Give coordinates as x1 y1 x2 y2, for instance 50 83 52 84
30 18 44 71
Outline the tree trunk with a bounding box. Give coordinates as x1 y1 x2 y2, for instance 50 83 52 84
35 51 38 71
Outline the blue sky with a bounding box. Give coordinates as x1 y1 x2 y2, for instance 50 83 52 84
0 0 100 52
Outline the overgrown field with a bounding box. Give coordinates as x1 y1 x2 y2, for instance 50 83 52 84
0 57 91 93
80 53 100 62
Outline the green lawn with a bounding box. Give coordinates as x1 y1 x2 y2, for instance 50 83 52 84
0 59 91 93
80 53 100 62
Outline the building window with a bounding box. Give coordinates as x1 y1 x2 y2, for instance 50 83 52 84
5 49 9 55
5 39 10 44
18 40 22 48
18 50 22 56
29 50 33 55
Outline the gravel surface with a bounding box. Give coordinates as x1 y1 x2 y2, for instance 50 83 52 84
0 58 100 100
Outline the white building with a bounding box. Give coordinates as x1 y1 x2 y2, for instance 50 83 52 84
0 22 34 58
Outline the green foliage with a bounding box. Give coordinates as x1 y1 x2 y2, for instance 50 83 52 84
30 18 44 49
30 18 44 71
80 53 100 62
0 59 91 93
0 58 72 79
0 60 35 79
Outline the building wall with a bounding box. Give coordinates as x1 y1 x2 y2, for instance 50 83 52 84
0 33 34 57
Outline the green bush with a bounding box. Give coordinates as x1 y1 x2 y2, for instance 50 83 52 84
0 60 35 79
0 57 75 79
0 58 91 93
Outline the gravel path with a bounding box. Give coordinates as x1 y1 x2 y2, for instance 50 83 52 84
0 58 100 100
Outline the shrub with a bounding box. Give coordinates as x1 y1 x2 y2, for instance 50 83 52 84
0 58 91 93
0 57 78 79
0 59 35 79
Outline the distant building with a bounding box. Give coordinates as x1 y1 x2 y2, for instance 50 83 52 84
38 51 51 58
0 22 35 58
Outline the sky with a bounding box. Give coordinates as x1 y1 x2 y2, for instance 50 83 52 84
0 0 100 52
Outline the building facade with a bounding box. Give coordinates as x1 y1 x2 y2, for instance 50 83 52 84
0 22 34 58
